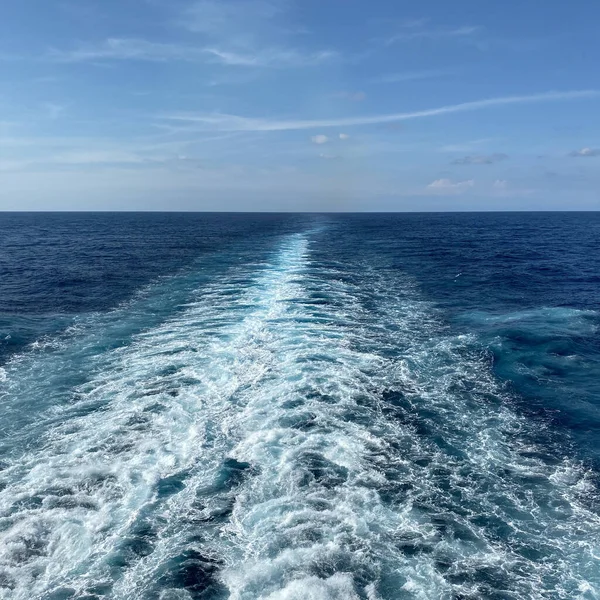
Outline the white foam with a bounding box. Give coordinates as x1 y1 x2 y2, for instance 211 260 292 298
263 573 359 600
0 231 599 599
213 244 600 599
0 235 310 598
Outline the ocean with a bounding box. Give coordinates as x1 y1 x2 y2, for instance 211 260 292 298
0 212 599 599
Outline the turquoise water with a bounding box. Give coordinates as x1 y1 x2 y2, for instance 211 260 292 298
0 213 599 599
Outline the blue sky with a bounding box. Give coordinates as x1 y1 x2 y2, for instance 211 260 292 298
1 0 600 210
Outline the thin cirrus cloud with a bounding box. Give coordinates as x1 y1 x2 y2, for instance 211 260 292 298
311 133 349 145
569 147 600 157
451 153 508 165
161 90 600 132
47 38 337 68
427 178 475 193
203 47 337 67
170 0 335 68
47 39 196 63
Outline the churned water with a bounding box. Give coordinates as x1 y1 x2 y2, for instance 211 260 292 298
0 212 599 599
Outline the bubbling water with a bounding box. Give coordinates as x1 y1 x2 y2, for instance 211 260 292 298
0 232 598 600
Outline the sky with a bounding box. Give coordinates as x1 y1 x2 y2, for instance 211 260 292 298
1 0 600 211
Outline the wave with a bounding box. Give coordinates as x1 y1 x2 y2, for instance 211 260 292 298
0 232 598 599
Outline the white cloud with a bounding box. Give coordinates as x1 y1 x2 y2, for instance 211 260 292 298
427 178 474 194
319 153 339 160
162 90 600 132
203 47 336 67
569 147 600 157
311 134 329 144
339 133 350 140
490 179 536 197
159 0 336 69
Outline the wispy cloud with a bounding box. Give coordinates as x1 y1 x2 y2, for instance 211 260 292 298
427 178 475 194
569 147 600 157
44 1 332 69
451 153 508 165
489 179 536 197
48 38 200 63
0 132 242 171
0 150 155 172
204 47 336 67
310 134 329 144
167 0 335 68
48 37 335 68
161 90 600 132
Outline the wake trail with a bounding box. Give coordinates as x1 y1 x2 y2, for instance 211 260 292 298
0 230 598 600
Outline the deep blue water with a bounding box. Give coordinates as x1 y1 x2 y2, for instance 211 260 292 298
0 212 599 599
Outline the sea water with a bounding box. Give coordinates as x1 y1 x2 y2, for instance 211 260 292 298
0 212 598 599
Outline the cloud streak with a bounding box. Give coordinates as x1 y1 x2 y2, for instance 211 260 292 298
48 38 193 63
569 147 600 157
310 134 329 144
48 38 336 68
204 46 336 67
47 1 335 70
161 90 600 132
427 178 475 194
